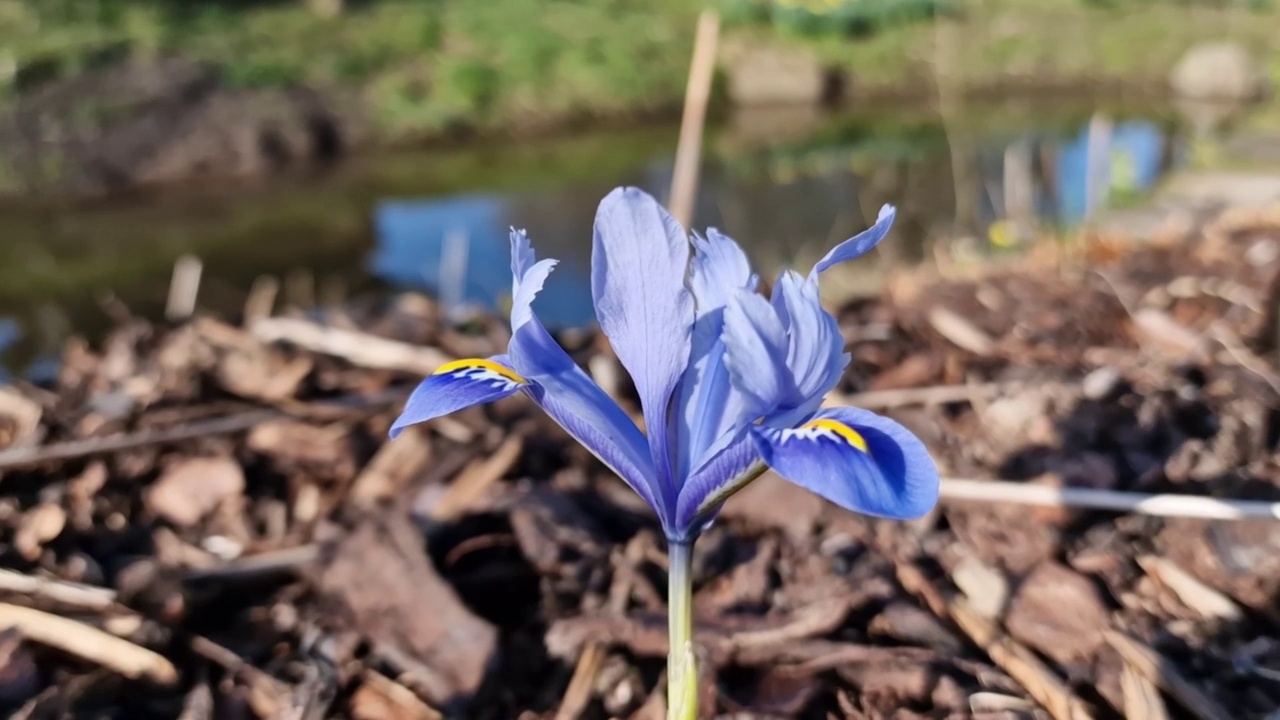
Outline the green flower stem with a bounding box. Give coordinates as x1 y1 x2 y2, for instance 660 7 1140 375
667 539 697 720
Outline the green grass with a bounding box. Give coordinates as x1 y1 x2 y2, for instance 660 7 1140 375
4 0 703 139
788 0 1280 94
4 0 1279 143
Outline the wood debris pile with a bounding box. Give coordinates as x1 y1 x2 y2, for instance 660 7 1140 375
0 206 1279 718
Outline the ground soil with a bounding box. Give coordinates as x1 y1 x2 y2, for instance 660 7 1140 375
0 204 1279 719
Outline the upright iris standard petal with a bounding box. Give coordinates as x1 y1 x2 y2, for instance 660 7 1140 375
508 320 663 517
511 258 557 331
510 228 539 292
721 289 792 419
750 406 939 520
689 230 757 312
674 229 757 477
809 205 896 279
591 187 695 495
389 356 526 438
771 271 847 405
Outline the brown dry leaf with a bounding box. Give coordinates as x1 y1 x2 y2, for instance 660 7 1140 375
247 420 353 477
730 666 819 716
350 431 433 508
867 601 964 655
928 306 995 355
1159 518 1280 611
508 488 606 576
146 457 245 527
866 352 939 391
951 556 1009 620
1120 660 1169 720
15 504 66 562
426 435 522 521
216 348 313 402
1137 555 1242 621
695 537 776 615
838 660 938 712
1004 562 1110 666
319 516 496 708
1129 309 1207 360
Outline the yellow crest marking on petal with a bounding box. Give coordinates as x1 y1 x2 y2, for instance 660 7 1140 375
801 418 869 453
435 358 527 385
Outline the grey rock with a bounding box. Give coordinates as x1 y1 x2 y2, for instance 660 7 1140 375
722 40 832 106
1170 42 1269 101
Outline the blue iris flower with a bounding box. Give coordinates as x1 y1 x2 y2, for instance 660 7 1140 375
389 186 938 541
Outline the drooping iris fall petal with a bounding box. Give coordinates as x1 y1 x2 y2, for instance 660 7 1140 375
751 406 938 520
389 356 525 439
673 229 757 477
508 317 661 513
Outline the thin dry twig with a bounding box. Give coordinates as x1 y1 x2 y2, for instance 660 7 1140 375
189 634 289 716
1137 556 1243 621
554 641 606 720
1120 660 1170 720
428 435 524 522
1105 630 1232 720
352 670 443 720
0 409 279 470
351 431 433 508
667 10 719 229
182 545 321 583
939 478 1280 520
249 317 451 375
0 568 117 611
896 563 1094 720
0 602 177 684
166 255 204 321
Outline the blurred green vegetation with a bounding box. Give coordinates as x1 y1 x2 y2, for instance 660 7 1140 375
2 0 702 137
723 0 957 35
2 0 1278 141
738 0 1280 94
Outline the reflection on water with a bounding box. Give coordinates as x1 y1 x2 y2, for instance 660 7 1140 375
0 95 1230 376
371 107 1178 327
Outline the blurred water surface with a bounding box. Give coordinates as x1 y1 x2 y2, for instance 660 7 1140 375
0 94 1224 376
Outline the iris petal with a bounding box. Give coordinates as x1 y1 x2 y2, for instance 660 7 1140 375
509 320 663 519
750 406 938 520
721 289 792 419
673 430 758 534
389 356 525 438
675 228 756 477
591 187 695 498
809 205 896 280
772 271 847 408
510 227 539 287
509 225 666 518
689 229 756 312
508 228 558 332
